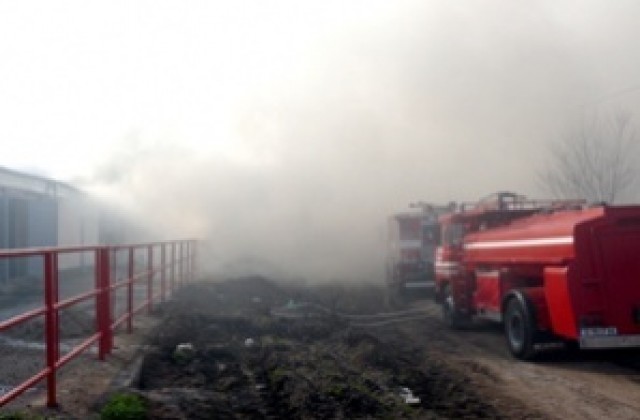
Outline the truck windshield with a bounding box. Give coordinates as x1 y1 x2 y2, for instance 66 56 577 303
399 219 421 240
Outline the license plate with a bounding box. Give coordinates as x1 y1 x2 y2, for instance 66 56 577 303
580 327 618 337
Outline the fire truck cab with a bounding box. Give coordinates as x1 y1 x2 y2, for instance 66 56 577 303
386 204 448 295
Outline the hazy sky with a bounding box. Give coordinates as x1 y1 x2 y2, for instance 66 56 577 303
2 1 640 279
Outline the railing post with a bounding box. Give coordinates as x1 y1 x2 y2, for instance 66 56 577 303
44 252 59 408
96 247 112 360
94 251 100 351
52 253 60 362
147 245 153 314
160 244 166 303
127 248 134 333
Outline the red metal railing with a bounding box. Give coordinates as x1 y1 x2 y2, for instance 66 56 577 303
0 240 196 408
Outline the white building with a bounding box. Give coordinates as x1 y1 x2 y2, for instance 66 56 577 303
0 166 100 279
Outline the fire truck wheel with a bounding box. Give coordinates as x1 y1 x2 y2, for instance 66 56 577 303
504 298 537 360
442 285 464 329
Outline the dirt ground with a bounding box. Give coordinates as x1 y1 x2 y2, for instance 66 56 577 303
6 276 640 419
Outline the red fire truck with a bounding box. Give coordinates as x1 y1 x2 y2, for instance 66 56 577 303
435 192 640 359
386 203 449 295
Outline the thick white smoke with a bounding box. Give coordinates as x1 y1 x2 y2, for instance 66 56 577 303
46 1 640 281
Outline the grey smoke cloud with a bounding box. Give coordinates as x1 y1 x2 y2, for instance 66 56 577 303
79 1 640 281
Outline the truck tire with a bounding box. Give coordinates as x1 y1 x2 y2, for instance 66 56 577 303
442 284 465 329
504 297 537 360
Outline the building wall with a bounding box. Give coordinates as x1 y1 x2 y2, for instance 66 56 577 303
57 195 100 269
25 195 58 275
0 167 101 280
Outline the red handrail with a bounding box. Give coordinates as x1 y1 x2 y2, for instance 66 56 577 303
0 239 196 408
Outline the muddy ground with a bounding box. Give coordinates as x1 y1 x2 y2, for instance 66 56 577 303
130 278 539 419
7 276 640 419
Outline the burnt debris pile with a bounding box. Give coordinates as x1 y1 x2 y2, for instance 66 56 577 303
134 276 506 419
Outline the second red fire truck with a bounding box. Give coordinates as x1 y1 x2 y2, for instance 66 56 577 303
386 203 451 295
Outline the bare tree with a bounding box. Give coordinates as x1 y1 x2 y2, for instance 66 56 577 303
541 110 639 204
